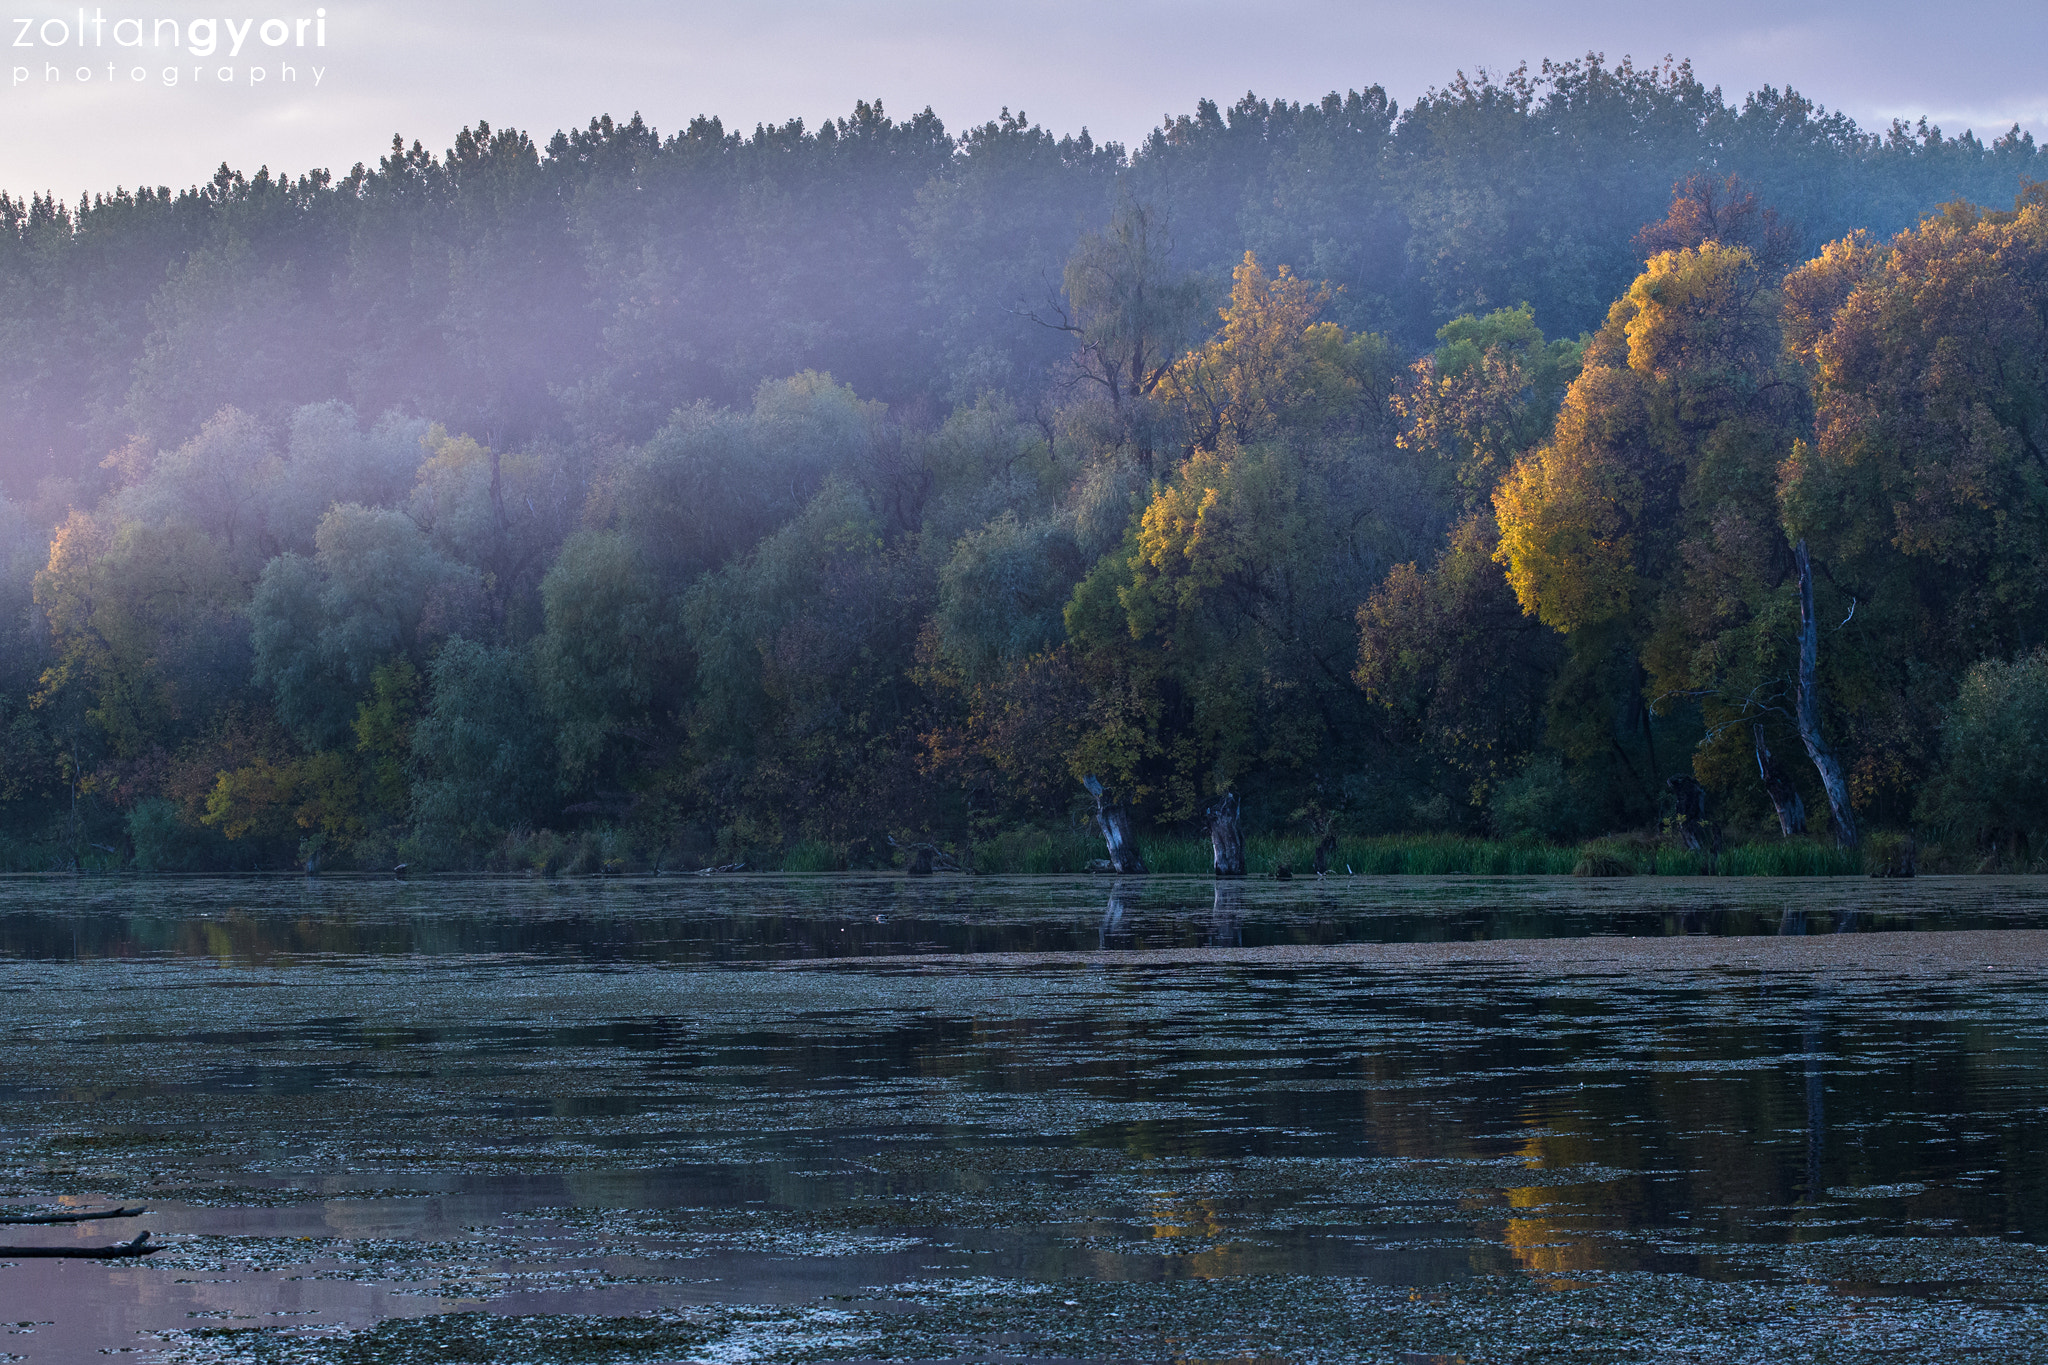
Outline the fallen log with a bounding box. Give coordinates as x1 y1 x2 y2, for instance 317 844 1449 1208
0 1231 161 1258
0 1206 146 1225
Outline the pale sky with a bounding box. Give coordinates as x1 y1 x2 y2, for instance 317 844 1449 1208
1 0 2043 200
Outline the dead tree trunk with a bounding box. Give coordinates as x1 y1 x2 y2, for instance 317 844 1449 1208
1753 726 1807 837
1083 776 1147 874
1794 539 1858 848
1665 774 1720 873
1207 792 1246 877
1308 814 1338 875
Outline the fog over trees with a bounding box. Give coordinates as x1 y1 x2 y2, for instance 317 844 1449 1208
3 55 2046 871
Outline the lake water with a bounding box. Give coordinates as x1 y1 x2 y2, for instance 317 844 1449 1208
2 874 2047 1363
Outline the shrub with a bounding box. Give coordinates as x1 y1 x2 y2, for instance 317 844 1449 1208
127 797 228 872
1917 648 2048 849
1490 754 1597 843
1571 850 1635 877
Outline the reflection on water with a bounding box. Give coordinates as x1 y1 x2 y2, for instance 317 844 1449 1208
0 876 2045 1362
1100 880 1132 951
5 871 2048 963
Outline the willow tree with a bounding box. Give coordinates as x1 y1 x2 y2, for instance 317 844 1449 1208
1355 307 1581 816
1489 238 1841 834
1066 254 1414 822
1780 187 2048 829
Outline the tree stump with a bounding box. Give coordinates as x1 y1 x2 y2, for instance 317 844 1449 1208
1665 774 1720 873
1869 836 1917 878
1083 776 1147 874
1207 792 1246 877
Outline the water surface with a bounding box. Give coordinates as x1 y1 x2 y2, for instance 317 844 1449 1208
1 875 2045 1362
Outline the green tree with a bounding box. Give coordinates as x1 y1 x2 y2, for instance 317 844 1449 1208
250 504 476 748
1916 648 2048 850
534 529 685 786
411 638 557 851
1066 262 1416 819
1044 193 1206 460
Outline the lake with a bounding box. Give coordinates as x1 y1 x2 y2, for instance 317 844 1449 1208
2 873 2046 1363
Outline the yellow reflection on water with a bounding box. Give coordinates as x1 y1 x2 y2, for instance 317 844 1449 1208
1499 1117 1602 1287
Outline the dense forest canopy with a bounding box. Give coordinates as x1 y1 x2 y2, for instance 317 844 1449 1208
3 54 2046 872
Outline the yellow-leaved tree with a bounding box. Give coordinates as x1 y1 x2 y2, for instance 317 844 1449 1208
1489 240 1802 818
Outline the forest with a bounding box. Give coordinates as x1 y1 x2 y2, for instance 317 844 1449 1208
2 54 2046 873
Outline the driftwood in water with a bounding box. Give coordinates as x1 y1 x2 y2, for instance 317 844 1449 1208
1794 539 1858 848
1753 727 1807 837
0 1206 146 1225
1206 793 1246 877
0 1230 160 1258
1082 776 1147 874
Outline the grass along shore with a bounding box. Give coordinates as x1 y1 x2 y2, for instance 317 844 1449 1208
0 825 1978 877
780 830 1950 878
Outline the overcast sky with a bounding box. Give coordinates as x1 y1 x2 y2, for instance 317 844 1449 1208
2 0 2043 200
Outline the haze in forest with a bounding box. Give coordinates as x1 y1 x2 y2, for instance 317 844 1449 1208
2 54 2047 877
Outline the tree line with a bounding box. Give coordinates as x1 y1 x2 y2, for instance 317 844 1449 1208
1 55 2045 870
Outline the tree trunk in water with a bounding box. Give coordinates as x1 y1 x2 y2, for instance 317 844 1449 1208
1083 776 1147 874
1308 813 1338 874
1794 539 1858 848
1664 774 1719 873
1207 792 1246 877
1753 726 1807 838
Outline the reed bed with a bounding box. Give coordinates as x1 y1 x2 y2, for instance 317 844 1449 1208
845 830 1877 877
